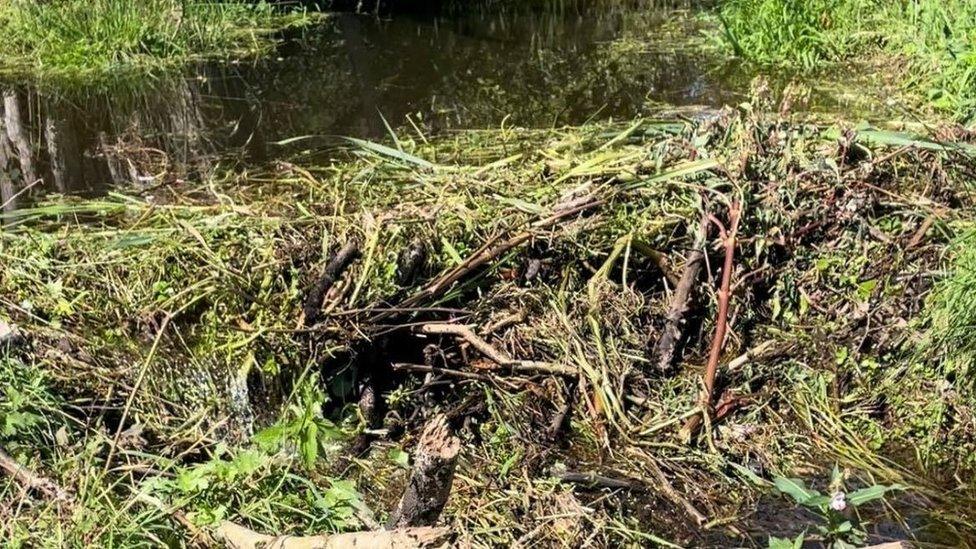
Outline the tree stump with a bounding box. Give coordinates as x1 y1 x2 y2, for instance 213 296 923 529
386 415 460 529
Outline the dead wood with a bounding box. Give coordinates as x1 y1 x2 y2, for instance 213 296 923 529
681 201 742 442
302 238 361 326
419 323 577 377
0 447 74 504
216 521 449 549
378 195 603 322
650 217 708 374
387 415 461 529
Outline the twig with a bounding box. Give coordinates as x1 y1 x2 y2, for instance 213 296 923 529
302 238 361 326
644 459 707 526
419 323 577 376
378 195 603 322
681 201 741 442
0 447 74 504
554 470 643 491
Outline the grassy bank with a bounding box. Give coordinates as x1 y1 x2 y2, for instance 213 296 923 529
2 82 976 545
715 0 976 122
0 0 313 82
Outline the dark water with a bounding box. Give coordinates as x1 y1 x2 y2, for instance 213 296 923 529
0 6 874 211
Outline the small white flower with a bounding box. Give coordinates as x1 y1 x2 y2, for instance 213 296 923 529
830 491 847 511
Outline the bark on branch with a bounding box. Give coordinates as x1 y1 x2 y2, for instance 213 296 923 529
216 521 449 549
303 239 361 326
387 415 461 529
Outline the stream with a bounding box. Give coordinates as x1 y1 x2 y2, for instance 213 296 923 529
0 5 883 210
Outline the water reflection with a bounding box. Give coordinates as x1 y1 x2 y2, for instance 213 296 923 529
0 8 761 203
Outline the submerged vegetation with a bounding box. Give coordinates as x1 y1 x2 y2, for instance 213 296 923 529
716 0 976 121
0 0 312 81
3 80 976 545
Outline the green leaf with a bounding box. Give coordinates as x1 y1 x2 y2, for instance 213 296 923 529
773 476 820 504
343 137 436 169
728 461 772 487
847 484 903 506
768 532 804 549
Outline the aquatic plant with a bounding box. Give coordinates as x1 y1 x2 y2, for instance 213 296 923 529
0 0 312 81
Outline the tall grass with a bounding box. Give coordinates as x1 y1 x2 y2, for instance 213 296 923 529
716 0 976 121
0 0 309 80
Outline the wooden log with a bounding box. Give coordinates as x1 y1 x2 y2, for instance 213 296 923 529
386 415 461 529
302 239 361 327
216 521 449 549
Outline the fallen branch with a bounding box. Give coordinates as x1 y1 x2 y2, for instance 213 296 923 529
387 415 461 529
0 447 74 504
380 195 603 321
650 216 708 374
419 323 577 377
216 522 449 549
681 201 742 442
302 238 361 326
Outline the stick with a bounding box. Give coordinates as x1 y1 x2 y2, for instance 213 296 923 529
216 522 449 549
302 238 361 326
419 323 577 377
377 196 603 322
650 217 708 374
681 201 741 442
0 447 74 504
387 415 461 529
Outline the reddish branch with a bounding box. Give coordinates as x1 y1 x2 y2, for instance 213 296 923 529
681 201 742 441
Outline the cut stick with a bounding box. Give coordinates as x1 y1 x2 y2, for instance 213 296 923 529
681 201 742 442
302 238 361 326
419 323 577 377
650 216 708 374
387 415 461 529
216 522 449 549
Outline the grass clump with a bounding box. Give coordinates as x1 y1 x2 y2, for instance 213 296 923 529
0 0 311 81
715 0 976 121
716 0 876 70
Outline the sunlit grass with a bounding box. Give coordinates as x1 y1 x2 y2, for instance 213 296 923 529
714 0 976 121
0 0 312 81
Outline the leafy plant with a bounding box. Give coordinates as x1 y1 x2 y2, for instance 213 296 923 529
771 466 903 548
252 374 347 469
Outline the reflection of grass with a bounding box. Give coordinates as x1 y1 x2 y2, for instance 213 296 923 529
0 0 312 81
715 0 976 121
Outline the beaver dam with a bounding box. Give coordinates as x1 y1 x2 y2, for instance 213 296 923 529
2 3 976 549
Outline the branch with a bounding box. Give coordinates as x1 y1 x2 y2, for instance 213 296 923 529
681 200 742 441
216 522 449 549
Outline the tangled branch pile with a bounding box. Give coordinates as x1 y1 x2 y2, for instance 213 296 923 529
1 81 975 546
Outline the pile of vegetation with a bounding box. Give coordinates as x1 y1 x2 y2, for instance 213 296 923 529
0 0 313 82
1 80 976 546
715 0 976 122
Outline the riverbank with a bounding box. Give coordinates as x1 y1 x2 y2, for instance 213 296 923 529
715 0 976 122
0 0 314 83
2 84 976 546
